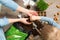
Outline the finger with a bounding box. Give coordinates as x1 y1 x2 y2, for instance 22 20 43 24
27 13 32 17
34 12 38 16
30 12 38 16
32 12 38 15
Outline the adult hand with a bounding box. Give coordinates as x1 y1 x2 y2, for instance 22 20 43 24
17 6 38 16
20 18 31 24
25 10 38 16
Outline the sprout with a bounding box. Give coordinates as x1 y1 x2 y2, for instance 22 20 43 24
36 0 48 11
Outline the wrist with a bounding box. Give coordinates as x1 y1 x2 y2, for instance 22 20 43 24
17 6 29 13
8 19 20 23
22 8 29 13
36 16 40 20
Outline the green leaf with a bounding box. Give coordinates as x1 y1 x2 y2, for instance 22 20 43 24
36 0 48 11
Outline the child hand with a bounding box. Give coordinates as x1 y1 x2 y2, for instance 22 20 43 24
30 16 40 21
20 18 31 24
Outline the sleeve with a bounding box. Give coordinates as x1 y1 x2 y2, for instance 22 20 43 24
0 28 6 40
0 0 19 11
0 17 9 27
40 16 60 29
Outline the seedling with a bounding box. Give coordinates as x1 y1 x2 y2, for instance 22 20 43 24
36 0 48 11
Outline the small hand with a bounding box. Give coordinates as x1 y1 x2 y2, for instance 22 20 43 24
20 18 31 24
25 10 38 16
30 16 40 21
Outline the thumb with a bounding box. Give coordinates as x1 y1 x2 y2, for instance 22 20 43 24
25 21 31 24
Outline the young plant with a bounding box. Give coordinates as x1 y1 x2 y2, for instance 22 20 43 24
36 0 48 11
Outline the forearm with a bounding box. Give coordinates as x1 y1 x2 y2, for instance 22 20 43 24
0 0 19 11
40 16 60 29
0 17 21 27
0 0 28 13
16 6 28 13
8 19 20 24
40 16 54 24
